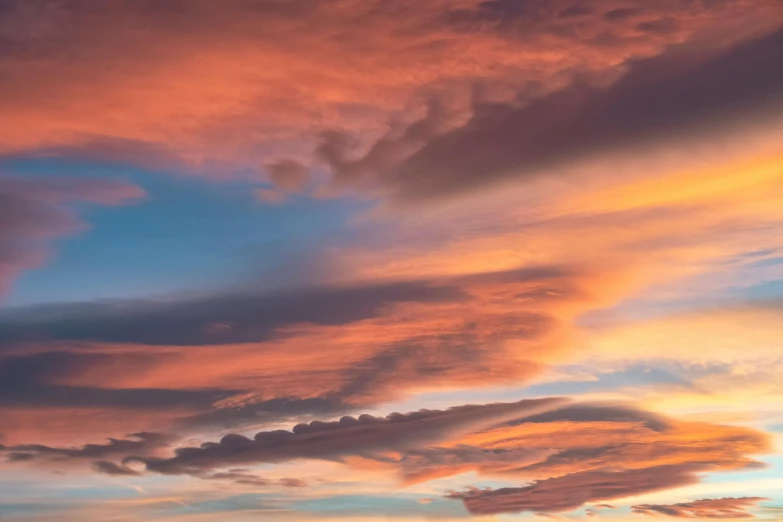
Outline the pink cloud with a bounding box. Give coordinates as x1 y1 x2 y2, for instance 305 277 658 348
632 497 770 519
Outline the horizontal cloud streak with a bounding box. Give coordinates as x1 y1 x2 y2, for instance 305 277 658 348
128 398 564 474
632 497 770 519
0 351 240 409
448 465 703 515
0 279 463 345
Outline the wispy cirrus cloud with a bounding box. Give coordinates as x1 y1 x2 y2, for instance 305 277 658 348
448 465 704 515
632 497 770 519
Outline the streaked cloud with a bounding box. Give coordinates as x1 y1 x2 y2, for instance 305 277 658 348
128 398 564 474
448 465 703 515
632 496 770 519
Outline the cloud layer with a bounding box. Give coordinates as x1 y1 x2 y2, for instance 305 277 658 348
1 2 781 520
632 497 770 519
449 465 703 515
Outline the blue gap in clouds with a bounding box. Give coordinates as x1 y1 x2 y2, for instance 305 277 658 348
1 157 364 306
293 494 469 517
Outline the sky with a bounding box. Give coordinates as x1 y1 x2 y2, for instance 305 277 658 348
0 0 782 520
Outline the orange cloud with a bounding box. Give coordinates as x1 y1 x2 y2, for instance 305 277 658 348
399 403 770 487
1 0 778 187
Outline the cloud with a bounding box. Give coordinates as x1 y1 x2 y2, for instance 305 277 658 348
632 497 770 519
255 187 287 205
0 2 781 518
0 279 463 346
0 265 587 438
401 445 557 484
327 27 783 202
448 465 704 515
396 403 676 483
508 403 672 432
1 432 176 465
389 402 770 491
0 176 144 298
198 470 270 487
266 159 309 193
277 477 307 488
2 398 773 520
0 351 240 409
1 0 777 186
94 460 306 487
92 461 141 476
126 398 564 474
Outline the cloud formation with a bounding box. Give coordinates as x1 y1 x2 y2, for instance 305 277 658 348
2 398 773 519
324 27 783 202
1 0 778 189
0 264 582 437
1 432 176 463
0 2 782 520
448 465 703 515
632 497 770 519
127 398 564 474
0 278 462 345
0 350 240 410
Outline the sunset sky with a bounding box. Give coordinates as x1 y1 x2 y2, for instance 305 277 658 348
1 1 782 521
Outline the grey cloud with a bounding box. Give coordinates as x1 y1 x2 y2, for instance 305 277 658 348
604 8 641 22
278 477 307 488
2 432 176 463
0 263 565 352
505 402 672 431
401 444 556 483
93 461 142 476
0 264 573 428
0 279 463 346
0 351 240 409
323 28 783 203
559 6 592 18
126 398 565 474
632 497 770 519
178 396 353 431
186 469 308 488
191 469 270 487
636 17 678 34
